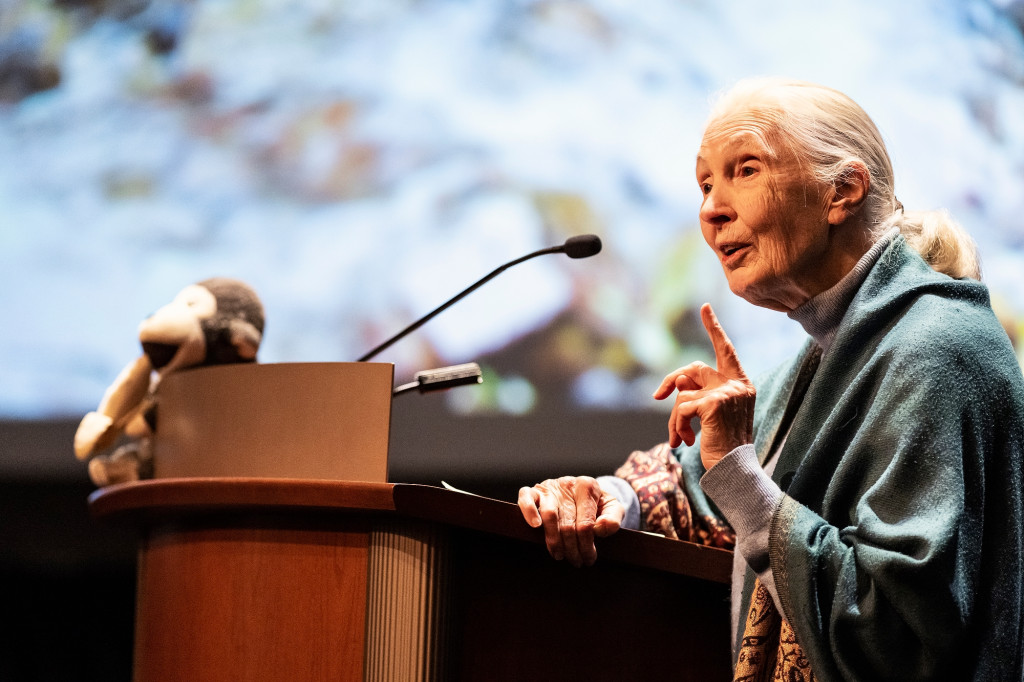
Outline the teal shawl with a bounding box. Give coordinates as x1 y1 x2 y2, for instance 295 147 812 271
689 236 1024 681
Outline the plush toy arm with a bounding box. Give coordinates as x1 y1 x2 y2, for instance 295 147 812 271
74 354 153 460
88 439 153 487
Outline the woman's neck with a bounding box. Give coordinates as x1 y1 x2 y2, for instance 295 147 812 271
788 229 897 353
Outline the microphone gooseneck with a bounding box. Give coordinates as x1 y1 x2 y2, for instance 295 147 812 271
357 234 602 362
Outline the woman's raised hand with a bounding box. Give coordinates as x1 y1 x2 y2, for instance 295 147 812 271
517 476 624 567
653 303 755 470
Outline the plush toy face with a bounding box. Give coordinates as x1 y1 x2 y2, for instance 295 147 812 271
140 284 216 371
196 278 264 365
138 278 264 376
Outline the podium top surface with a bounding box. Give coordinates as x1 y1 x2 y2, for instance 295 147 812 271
90 477 732 584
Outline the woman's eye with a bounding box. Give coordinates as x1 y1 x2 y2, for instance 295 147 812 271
701 182 712 195
739 165 756 177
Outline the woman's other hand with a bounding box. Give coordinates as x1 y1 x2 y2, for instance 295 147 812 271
653 303 755 470
517 476 624 567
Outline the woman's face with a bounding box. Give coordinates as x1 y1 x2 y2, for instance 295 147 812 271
696 126 838 312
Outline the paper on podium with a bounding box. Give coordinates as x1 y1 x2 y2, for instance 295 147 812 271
152 362 394 482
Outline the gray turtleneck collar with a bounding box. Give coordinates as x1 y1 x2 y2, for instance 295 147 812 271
788 228 898 354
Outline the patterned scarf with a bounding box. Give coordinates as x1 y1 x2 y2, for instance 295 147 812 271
733 580 816 682
614 442 735 548
615 444 815 681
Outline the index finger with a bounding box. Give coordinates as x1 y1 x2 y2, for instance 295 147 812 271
652 362 703 400
517 486 542 528
700 303 748 380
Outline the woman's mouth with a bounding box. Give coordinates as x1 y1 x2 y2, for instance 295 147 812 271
719 243 750 264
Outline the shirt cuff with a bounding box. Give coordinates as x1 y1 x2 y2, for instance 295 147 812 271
699 444 783 574
597 475 641 530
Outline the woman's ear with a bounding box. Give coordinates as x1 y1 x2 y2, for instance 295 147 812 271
827 161 870 226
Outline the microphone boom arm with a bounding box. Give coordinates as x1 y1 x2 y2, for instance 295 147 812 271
356 245 562 362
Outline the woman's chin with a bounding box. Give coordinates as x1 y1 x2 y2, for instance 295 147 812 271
729 281 792 312
726 278 762 306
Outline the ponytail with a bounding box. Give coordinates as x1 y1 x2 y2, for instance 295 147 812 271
880 208 981 280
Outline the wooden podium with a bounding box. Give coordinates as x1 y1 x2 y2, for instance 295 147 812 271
90 478 733 681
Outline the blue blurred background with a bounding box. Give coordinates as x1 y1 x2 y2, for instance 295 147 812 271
1 0 1023 678
4 0 1024 423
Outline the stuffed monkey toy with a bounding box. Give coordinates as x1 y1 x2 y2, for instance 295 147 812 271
74 278 265 486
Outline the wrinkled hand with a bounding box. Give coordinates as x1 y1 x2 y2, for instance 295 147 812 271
653 303 755 470
517 476 624 567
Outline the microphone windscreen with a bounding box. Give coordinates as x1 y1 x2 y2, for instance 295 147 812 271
562 234 602 259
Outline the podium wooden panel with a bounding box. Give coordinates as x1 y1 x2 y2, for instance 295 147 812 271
90 479 734 681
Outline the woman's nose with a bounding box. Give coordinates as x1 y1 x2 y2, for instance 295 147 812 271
699 186 735 226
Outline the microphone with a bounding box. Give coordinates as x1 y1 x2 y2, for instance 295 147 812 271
357 234 602 362
561 234 602 259
392 362 483 397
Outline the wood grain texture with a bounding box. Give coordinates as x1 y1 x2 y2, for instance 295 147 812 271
92 479 733 681
135 520 370 682
89 478 397 526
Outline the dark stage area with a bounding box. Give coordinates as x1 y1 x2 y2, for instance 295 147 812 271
0 479 136 682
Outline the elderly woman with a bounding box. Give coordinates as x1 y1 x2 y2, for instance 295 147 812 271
518 78 1024 681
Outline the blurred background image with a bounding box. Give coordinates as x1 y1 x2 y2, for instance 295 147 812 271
1 0 1023 678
